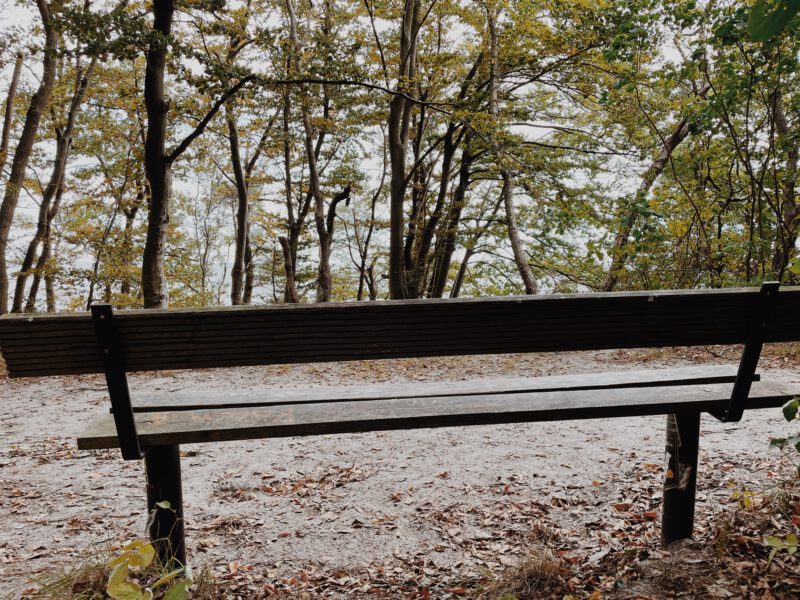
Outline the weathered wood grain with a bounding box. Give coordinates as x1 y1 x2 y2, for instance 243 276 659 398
3 287 799 377
78 380 799 449
130 365 752 412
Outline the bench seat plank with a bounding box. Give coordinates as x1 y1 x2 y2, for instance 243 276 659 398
79 380 800 450
130 366 752 412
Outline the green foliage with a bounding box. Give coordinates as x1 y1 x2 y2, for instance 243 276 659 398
771 398 800 453
731 489 760 511
767 397 800 564
749 0 800 41
5 0 800 309
105 540 191 600
784 397 800 423
766 533 798 565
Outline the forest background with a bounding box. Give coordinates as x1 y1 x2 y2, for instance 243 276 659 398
0 0 798 313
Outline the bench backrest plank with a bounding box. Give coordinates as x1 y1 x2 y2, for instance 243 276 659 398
2 287 799 377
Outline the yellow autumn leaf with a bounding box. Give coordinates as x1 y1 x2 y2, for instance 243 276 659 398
109 553 129 568
152 567 184 589
122 541 155 569
108 560 129 586
107 580 143 600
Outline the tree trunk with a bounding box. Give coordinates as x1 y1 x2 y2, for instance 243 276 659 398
119 201 141 299
286 0 327 300
501 171 537 293
280 87 300 302
19 165 65 311
26 236 57 312
304 106 332 302
357 164 385 301
286 0 341 303
450 248 474 298
281 95 315 302
406 123 455 298
405 57 479 298
0 0 56 315
236 111 276 305
388 94 408 299
403 109 429 297
367 260 378 300
278 236 299 303
25 235 50 312
243 240 254 303
486 3 536 294
12 58 96 312
0 52 24 176
141 0 175 309
44 236 56 312
770 89 799 279
428 140 474 297
449 190 503 298
602 118 690 291
227 111 249 305
387 0 418 299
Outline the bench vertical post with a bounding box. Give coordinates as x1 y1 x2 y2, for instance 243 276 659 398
145 444 186 567
714 281 779 422
661 412 700 547
91 304 141 460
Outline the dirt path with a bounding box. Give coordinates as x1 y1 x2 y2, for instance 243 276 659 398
1 349 799 597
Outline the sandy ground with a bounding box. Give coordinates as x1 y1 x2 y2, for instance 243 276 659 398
1 348 799 597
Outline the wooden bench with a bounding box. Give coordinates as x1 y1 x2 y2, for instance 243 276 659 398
2 283 800 568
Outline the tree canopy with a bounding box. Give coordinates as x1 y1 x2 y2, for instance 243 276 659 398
0 0 798 311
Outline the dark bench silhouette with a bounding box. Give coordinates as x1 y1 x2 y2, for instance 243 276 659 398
2 283 799 567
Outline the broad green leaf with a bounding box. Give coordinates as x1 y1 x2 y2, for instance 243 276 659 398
749 0 800 41
162 580 190 600
122 540 149 552
156 501 172 509
152 567 185 589
109 553 131 570
768 546 779 565
766 535 785 548
770 437 788 449
134 543 155 569
108 560 129 586
782 398 799 422
107 580 142 600
120 541 155 569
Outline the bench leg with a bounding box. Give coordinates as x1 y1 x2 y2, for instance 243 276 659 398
661 412 700 547
144 445 186 567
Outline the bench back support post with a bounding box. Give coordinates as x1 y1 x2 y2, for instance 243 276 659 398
91 304 141 460
714 281 779 423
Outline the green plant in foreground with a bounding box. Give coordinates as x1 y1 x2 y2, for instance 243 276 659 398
764 397 800 564
766 533 798 565
769 397 800 456
106 540 191 600
730 488 761 511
